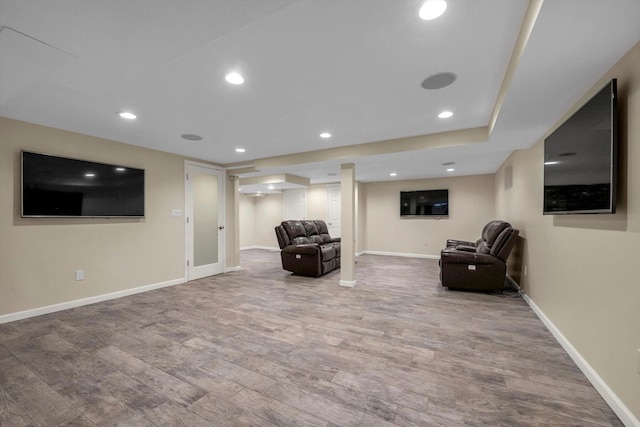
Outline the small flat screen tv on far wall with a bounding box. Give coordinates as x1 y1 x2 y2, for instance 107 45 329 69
21 151 145 218
400 189 448 217
543 79 617 214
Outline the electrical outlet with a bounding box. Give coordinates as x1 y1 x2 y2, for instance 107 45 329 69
524 265 528 275
171 209 182 217
75 270 84 281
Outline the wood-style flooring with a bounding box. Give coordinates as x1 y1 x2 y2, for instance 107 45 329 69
0 250 623 426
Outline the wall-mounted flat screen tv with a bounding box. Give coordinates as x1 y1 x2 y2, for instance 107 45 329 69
400 189 448 217
543 79 617 214
21 151 145 218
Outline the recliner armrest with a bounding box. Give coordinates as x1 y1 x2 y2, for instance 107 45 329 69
331 237 341 243
454 244 476 252
283 243 320 255
446 239 476 248
441 250 500 265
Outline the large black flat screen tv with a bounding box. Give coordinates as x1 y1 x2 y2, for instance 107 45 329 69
21 151 145 218
543 79 617 214
400 189 448 217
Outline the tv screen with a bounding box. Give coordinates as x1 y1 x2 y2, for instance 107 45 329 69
400 189 448 217
21 151 145 218
543 79 617 214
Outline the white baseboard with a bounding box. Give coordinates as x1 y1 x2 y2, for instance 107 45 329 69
361 250 440 260
0 278 185 325
240 246 280 252
339 279 357 288
224 266 241 273
521 293 639 427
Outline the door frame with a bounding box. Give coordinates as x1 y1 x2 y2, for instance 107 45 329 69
283 188 307 220
326 183 341 238
184 160 226 281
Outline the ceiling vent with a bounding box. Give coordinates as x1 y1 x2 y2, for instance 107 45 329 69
421 72 457 90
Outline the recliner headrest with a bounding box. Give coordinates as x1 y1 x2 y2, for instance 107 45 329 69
302 220 319 236
282 220 307 239
490 227 519 262
482 221 511 246
315 220 329 234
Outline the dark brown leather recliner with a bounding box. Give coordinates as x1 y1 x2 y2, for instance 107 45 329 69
440 220 519 291
275 220 341 277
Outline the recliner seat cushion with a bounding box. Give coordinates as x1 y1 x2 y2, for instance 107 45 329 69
292 236 313 245
320 245 336 260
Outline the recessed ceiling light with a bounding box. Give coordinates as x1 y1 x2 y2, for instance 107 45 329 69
257 191 262 194
419 0 447 20
438 111 453 119
181 134 202 141
85 173 95 177
239 188 242 192
235 148 246 153
115 167 125 172
320 132 332 139
390 172 397 177
117 111 136 120
447 168 455 172
225 72 244 85
544 161 560 165
268 185 275 190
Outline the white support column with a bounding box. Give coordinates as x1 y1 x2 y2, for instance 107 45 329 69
339 163 356 287
225 172 241 271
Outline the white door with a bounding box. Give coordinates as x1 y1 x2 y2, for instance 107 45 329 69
284 189 306 220
185 162 225 280
327 184 341 238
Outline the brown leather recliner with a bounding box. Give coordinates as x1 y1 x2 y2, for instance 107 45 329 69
440 220 519 291
275 220 341 277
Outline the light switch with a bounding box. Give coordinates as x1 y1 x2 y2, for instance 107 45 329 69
172 209 182 217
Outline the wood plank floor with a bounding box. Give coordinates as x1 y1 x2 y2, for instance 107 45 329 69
0 249 623 426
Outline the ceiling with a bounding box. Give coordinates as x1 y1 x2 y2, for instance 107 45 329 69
1 0 640 195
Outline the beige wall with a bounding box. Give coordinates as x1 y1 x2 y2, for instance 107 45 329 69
362 175 496 256
306 184 330 220
252 194 284 248
494 41 640 420
0 118 187 316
